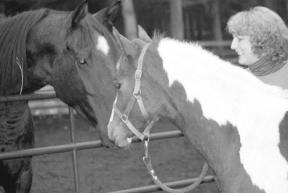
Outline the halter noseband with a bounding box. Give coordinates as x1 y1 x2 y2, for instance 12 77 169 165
113 43 159 141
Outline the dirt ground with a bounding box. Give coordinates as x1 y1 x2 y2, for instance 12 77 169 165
30 115 219 193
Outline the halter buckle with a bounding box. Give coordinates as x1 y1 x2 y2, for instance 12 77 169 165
142 155 151 165
121 114 128 122
133 91 141 99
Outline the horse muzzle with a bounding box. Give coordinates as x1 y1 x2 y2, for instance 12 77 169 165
107 120 133 147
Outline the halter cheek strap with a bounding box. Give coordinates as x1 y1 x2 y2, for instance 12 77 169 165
114 43 158 140
124 43 150 120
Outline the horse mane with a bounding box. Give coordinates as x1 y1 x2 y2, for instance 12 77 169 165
0 9 49 96
149 34 170 87
152 31 165 41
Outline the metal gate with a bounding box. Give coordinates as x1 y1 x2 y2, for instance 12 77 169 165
0 92 215 193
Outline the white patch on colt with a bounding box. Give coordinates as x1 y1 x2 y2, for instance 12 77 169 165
96 35 110 55
108 96 117 140
157 38 288 193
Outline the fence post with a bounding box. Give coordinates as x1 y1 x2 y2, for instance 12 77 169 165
69 107 80 193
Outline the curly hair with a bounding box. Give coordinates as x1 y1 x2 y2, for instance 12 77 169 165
227 6 288 61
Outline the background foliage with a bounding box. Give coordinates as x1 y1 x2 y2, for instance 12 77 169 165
1 0 287 41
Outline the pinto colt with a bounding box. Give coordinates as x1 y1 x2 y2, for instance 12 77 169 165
107 27 288 193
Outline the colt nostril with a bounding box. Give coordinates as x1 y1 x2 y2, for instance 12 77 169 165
127 137 132 144
107 124 114 140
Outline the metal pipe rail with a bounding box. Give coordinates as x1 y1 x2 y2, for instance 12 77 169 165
0 92 56 102
0 92 215 193
109 175 216 193
0 130 183 160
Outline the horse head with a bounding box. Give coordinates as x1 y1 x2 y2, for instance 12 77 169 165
26 0 122 146
107 27 182 147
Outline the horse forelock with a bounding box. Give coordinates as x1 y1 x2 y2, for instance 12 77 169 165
67 15 115 60
75 14 121 79
0 9 49 96
157 38 288 192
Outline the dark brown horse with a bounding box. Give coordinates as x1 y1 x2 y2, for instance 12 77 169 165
108 27 288 193
0 1 121 192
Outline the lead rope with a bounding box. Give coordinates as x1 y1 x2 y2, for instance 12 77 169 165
142 136 209 193
16 57 23 95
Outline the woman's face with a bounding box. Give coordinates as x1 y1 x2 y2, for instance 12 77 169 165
231 35 259 65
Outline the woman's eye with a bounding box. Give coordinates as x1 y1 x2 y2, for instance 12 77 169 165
79 58 86 65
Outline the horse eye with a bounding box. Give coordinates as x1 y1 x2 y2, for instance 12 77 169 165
79 58 87 65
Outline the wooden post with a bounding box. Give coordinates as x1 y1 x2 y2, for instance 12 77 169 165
0 2 5 16
121 0 137 39
170 0 184 40
264 0 275 10
211 0 222 41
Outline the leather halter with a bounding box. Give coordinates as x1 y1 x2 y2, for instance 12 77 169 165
113 43 159 140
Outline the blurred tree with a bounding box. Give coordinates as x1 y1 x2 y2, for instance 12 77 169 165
286 1 288 21
183 0 211 40
2 0 112 15
264 0 275 9
121 0 137 39
134 0 170 37
211 0 222 41
170 0 184 40
2 0 288 42
31 0 79 11
3 0 32 15
0 1 4 14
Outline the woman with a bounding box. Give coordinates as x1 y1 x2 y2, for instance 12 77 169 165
227 6 288 89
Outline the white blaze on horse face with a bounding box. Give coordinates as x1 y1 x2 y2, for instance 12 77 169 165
157 38 288 193
107 96 132 147
108 96 117 139
96 35 110 55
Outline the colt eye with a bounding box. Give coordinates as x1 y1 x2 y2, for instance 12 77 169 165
79 58 86 65
113 81 121 89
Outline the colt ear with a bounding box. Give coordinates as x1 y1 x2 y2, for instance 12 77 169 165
138 25 152 42
113 27 136 56
71 0 88 28
93 0 121 31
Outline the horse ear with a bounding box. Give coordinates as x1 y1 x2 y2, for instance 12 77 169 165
138 25 152 42
71 0 88 28
93 0 121 31
113 27 136 56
